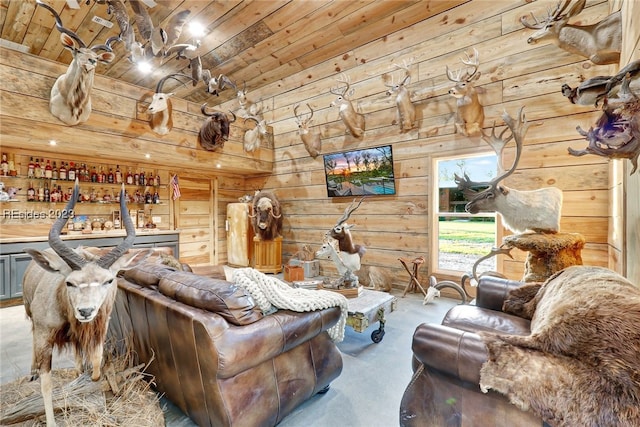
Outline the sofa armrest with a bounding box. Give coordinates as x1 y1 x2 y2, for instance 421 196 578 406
411 323 487 385
475 276 525 311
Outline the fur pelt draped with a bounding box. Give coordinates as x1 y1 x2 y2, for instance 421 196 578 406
479 266 640 427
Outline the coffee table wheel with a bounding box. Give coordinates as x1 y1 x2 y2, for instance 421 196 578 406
371 329 385 343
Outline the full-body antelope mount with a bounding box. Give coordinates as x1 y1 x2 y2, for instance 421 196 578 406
22 182 151 427
37 0 117 126
330 74 365 138
521 0 621 65
382 61 416 132
147 73 195 135
455 107 563 234
446 48 484 137
293 103 322 158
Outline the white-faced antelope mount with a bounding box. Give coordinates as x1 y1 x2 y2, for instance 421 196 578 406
202 72 236 96
446 48 484 137
198 103 236 151
382 60 416 132
455 108 563 234
243 115 268 153
22 182 150 427
147 73 195 135
236 81 263 118
37 0 117 126
330 73 365 138
293 103 322 158
521 0 621 65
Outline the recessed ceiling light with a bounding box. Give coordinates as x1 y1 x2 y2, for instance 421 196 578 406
137 60 152 74
189 22 206 38
216 163 221 168
49 140 57 146
145 154 151 159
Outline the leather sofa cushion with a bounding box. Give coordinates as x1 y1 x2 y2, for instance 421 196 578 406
120 262 177 289
158 271 263 326
442 305 531 336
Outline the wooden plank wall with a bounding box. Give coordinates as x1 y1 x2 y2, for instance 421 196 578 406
210 0 623 286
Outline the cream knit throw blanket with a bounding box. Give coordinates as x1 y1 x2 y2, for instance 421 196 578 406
233 268 348 342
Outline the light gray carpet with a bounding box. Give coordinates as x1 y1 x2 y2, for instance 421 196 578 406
0 291 459 426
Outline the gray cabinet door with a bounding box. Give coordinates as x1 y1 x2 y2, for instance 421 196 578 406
0 255 9 299
10 253 33 298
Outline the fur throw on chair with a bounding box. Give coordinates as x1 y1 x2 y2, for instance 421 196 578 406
479 266 640 427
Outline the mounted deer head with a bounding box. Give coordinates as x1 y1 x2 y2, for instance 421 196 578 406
330 73 365 138
293 103 322 158
455 107 563 234
520 0 621 65
446 48 484 137
383 60 416 132
147 73 195 135
37 0 117 126
198 103 236 151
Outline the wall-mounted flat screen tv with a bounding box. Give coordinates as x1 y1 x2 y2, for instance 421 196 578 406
323 145 396 197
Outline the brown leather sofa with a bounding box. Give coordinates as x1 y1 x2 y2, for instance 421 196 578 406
399 276 546 427
107 260 343 427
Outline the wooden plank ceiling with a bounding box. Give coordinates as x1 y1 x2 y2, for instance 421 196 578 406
0 0 463 107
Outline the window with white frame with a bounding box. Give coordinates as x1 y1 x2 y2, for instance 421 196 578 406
432 153 499 275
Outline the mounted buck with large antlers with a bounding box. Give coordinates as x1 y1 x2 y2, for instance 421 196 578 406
455 107 563 234
446 48 484 137
22 181 151 427
520 0 621 65
382 60 416 132
330 73 365 138
293 103 322 158
36 0 117 126
147 73 195 135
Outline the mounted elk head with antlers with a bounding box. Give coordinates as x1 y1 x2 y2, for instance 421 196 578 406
249 190 282 241
330 73 365 138
455 107 563 234
37 1 117 126
446 48 484 137
147 73 195 135
22 181 151 427
198 103 236 151
294 103 322 158
520 0 621 65
382 60 416 132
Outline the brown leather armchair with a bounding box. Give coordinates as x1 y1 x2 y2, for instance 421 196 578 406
399 276 545 427
108 262 343 427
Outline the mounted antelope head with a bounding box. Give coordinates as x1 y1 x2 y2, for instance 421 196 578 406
202 71 236 96
293 103 322 158
455 107 563 234
236 81 263 118
37 0 117 126
520 0 621 65
328 197 367 258
198 103 236 151
330 73 365 138
147 73 195 135
446 48 484 137
243 115 268 152
382 60 416 132
22 181 151 427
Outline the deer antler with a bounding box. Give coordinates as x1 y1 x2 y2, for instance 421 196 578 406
446 48 480 83
330 73 351 97
336 197 365 227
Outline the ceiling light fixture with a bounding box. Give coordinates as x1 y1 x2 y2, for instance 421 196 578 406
49 140 57 146
188 22 206 39
137 60 153 74
145 154 151 159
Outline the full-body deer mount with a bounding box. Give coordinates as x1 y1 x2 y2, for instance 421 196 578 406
455 107 563 234
330 74 365 138
293 103 322 158
446 48 484 137
22 182 151 427
147 73 195 135
521 0 621 65
382 60 416 132
37 0 117 126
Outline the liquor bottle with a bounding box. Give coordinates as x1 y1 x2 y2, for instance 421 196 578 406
144 191 152 204
50 185 59 203
133 171 139 186
59 162 67 181
0 153 8 176
81 163 88 182
44 182 50 202
27 181 36 201
153 190 160 204
154 173 161 187
107 168 114 184
91 165 98 182
98 166 105 183
115 165 122 184
68 162 76 181
44 160 53 179
37 182 44 202
147 171 154 187
34 158 42 179
52 161 58 180
28 157 35 178
139 168 146 186
126 167 133 185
